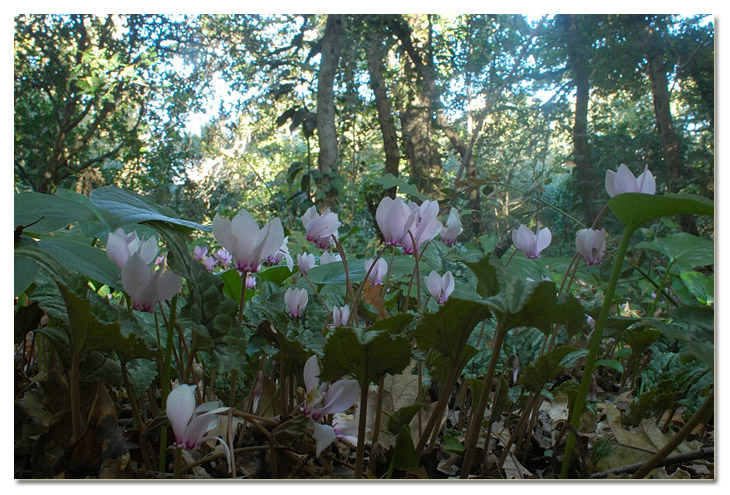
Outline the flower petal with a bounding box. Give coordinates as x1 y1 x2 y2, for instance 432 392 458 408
312 422 336 457
212 214 236 255
106 231 131 271
155 270 183 303
536 227 552 254
303 355 320 394
512 225 536 256
121 254 152 306
425 271 442 301
137 236 159 265
614 163 638 194
605 170 617 197
184 409 225 449
636 166 656 195
319 379 359 417
166 384 196 446
443 271 455 302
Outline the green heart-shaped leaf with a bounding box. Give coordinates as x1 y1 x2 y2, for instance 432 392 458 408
609 193 713 232
90 186 209 232
320 327 411 386
413 297 491 361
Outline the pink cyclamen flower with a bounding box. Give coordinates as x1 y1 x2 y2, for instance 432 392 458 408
331 305 350 328
576 228 607 265
204 256 216 271
193 245 208 261
284 287 308 317
365 258 388 285
319 252 342 265
301 355 359 456
213 209 284 273
165 384 232 470
512 225 552 259
440 207 463 246
268 236 294 272
375 197 416 247
425 270 455 304
297 252 316 275
214 248 232 269
302 206 340 249
106 228 158 272
121 254 183 312
605 164 656 197
246 276 257 290
401 200 442 255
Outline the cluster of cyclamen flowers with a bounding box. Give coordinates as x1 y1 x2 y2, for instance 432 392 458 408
106 163 654 318
510 164 655 266
106 229 183 312
374 197 463 304
115 162 655 466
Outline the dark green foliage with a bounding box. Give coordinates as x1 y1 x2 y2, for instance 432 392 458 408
320 327 411 386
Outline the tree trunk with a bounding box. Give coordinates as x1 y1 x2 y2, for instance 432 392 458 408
366 34 400 200
316 14 343 208
560 14 598 224
388 15 442 196
400 94 441 195
630 15 698 234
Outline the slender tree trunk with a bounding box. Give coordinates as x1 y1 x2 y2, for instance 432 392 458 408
400 93 441 195
630 15 698 234
366 34 400 199
316 14 343 208
560 14 597 224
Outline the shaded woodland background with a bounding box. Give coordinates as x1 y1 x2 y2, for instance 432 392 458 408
14 14 714 250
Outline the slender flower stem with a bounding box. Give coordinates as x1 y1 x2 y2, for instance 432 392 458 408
118 354 150 467
173 446 183 479
416 359 460 457
380 246 397 309
503 248 518 267
649 259 674 316
370 375 386 472
238 271 248 325
560 227 634 478
558 252 581 296
332 235 354 306
347 245 388 326
227 369 238 477
353 380 369 479
460 321 507 478
159 294 178 472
